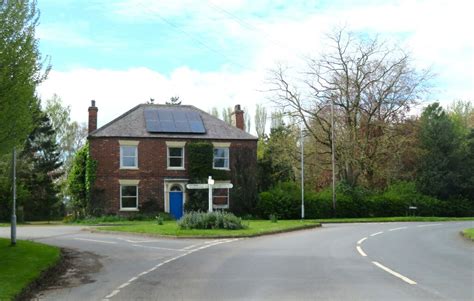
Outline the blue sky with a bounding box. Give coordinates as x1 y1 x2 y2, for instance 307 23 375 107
36 0 473 130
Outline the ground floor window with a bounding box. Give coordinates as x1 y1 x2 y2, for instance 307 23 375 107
213 188 229 209
121 185 138 210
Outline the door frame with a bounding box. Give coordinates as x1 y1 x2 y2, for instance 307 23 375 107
164 179 188 214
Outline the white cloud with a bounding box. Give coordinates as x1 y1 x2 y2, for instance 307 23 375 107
37 67 266 132
37 0 473 133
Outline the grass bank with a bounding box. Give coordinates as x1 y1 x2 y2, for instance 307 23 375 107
461 228 474 241
315 216 474 223
0 238 61 300
95 220 320 238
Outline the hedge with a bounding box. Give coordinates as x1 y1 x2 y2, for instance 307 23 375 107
257 181 474 219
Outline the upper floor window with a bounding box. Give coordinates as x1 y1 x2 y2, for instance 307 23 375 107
166 141 186 170
168 147 184 169
213 147 229 169
119 140 139 169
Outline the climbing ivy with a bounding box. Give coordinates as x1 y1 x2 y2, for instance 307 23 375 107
67 142 97 217
185 141 229 211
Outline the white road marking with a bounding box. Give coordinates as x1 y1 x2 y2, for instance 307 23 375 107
104 290 120 299
132 244 186 252
74 238 117 244
356 246 367 257
102 238 240 300
116 238 160 243
357 237 367 245
372 261 417 285
389 227 407 232
370 231 383 237
182 243 200 250
417 224 442 228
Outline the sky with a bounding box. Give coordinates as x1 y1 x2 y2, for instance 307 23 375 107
35 0 474 132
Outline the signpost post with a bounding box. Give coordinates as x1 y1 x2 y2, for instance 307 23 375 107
186 176 233 212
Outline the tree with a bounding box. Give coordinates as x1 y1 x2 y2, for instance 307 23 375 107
255 104 268 139
268 28 430 187
67 143 97 217
222 107 232 124
417 103 463 200
18 105 63 221
209 107 219 118
166 96 181 105
0 0 50 155
257 125 298 191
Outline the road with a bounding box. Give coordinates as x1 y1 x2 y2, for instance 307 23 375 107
0 221 473 300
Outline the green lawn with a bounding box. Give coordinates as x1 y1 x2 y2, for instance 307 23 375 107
0 238 61 300
315 216 474 223
462 228 474 241
96 220 320 237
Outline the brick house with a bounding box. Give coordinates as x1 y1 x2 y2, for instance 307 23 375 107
87 101 257 218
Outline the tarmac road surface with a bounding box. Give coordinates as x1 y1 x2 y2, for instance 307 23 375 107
1 221 472 300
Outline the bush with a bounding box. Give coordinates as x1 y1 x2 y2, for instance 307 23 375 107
178 211 246 230
257 180 473 219
257 182 319 219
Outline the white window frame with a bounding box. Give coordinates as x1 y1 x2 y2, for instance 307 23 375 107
119 179 140 211
213 181 230 209
213 142 230 170
167 147 185 170
119 140 139 169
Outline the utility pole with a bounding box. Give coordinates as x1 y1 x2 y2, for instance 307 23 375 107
11 147 17 246
330 98 337 215
300 124 305 220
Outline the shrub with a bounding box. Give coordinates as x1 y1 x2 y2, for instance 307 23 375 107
257 182 319 219
178 211 246 230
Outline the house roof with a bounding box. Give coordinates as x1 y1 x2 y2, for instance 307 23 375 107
88 104 257 141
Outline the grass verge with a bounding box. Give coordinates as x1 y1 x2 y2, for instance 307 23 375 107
0 238 61 300
315 216 474 223
461 228 474 241
95 220 320 238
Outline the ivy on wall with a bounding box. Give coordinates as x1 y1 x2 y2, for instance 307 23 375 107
185 141 230 211
67 142 97 217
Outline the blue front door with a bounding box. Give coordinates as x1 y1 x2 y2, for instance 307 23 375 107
170 191 183 219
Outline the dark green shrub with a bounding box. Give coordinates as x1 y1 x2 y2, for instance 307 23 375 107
269 214 278 223
178 211 246 230
257 182 318 219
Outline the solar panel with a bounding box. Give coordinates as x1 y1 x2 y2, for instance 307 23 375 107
144 108 206 134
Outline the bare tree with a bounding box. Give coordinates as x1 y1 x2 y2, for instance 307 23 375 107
222 107 232 125
255 104 267 139
209 107 220 118
268 28 431 186
243 106 251 133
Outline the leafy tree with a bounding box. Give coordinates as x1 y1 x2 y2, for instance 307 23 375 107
0 0 50 155
45 94 87 199
257 125 298 191
417 103 463 200
18 105 63 221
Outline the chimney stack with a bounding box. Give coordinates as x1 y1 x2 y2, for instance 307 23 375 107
231 104 245 131
88 100 98 133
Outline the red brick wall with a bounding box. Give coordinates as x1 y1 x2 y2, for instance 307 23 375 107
89 137 257 214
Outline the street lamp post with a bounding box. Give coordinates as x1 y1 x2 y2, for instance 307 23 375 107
11 147 17 246
300 124 305 220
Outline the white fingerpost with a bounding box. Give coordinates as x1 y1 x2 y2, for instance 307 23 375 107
208 176 215 212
